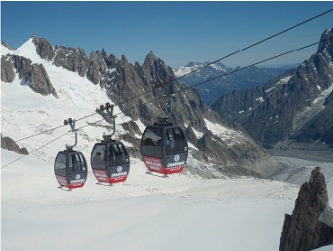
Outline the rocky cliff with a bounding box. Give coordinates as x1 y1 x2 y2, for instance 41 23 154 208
1 52 58 98
1 134 29 155
211 28 333 152
279 167 333 251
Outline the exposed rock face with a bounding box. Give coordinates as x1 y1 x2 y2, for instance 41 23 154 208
53 46 89 77
32 36 55 61
211 28 333 150
279 167 333 251
1 54 58 98
86 50 108 84
1 55 15 82
291 87 333 147
1 134 28 155
23 63 59 97
11 54 32 79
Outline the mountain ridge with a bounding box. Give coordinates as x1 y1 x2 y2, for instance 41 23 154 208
174 61 288 105
1 36 272 178
211 28 333 158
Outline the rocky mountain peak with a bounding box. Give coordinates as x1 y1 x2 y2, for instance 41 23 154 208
145 50 157 62
211 28 333 153
107 53 119 68
279 167 333 251
32 36 55 61
121 54 129 65
317 28 333 56
1 134 28 155
1 52 58 98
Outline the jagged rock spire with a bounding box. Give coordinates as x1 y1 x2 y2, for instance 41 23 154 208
317 28 333 55
279 167 333 251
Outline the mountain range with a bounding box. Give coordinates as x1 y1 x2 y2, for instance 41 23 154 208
174 61 289 105
1 36 271 179
2 27 333 176
211 28 333 161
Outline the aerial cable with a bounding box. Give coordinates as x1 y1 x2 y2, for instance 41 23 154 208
75 111 99 122
14 112 100 143
1 131 69 169
8 8 333 144
15 124 66 142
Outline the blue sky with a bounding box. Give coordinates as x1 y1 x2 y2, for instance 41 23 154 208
1 1 333 68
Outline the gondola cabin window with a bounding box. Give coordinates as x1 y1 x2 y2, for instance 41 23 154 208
141 127 163 158
91 145 107 169
166 128 187 155
69 154 78 172
109 143 128 165
55 153 67 176
78 153 87 171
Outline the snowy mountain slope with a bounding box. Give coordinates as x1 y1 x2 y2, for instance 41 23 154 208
1 39 133 164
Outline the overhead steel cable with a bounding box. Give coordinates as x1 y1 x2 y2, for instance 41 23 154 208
14 111 100 142
1 131 69 169
15 124 66 142
8 8 333 144
241 8 333 52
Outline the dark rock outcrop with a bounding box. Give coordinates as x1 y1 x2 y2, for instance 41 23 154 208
53 46 89 77
1 134 28 155
86 50 108 84
1 55 15 82
32 36 55 61
279 167 333 251
11 54 32 79
1 54 58 98
23 63 59 98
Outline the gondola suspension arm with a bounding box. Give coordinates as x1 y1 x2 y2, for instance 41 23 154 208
100 102 116 141
64 118 78 150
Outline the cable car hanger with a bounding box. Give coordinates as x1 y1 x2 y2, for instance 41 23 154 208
99 102 116 142
64 118 78 150
90 102 131 185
